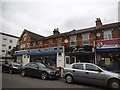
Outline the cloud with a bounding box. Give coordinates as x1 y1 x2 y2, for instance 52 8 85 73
1 0 119 37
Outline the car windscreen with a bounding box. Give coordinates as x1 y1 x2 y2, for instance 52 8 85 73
11 62 21 66
37 63 47 68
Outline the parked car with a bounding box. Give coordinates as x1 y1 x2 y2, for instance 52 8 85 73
64 62 120 89
2 61 22 74
21 62 60 80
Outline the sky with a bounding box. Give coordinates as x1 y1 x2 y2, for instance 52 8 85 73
0 0 119 37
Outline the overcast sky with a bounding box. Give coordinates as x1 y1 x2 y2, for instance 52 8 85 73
0 0 119 37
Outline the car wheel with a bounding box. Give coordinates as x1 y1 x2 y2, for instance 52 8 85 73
41 72 48 80
21 70 26 77
108 79 120 89
65 75 74 84
9 69 13 74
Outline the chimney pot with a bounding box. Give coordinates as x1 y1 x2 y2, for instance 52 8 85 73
96 18 102 26
53 28 60 35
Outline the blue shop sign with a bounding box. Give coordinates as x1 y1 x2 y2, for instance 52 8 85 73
14 46 64 55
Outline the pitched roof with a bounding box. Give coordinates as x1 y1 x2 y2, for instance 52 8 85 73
46 22 120 40
0 32 19 38
19 29 46 41
26 30 45 41
26 22 120 42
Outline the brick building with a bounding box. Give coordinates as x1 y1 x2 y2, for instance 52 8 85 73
14 18 120 71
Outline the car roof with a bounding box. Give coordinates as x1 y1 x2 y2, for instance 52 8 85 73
71 62 94 65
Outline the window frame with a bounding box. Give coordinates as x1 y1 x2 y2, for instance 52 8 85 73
85 64 100 71
57 39 62 46
21 44 26 49
49 40 53 47
70 36 76 46
82 34 89 45
103 30 112 40
72 64 84 70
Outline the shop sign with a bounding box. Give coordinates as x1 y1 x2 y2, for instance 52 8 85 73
14 46 64 55
96 39 120 49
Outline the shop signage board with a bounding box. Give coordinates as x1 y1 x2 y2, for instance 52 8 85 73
96 39 120 49
14 46 64 56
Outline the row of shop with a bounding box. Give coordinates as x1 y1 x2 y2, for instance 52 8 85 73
14 39 120 72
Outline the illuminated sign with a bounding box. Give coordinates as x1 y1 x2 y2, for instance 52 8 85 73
96 39 120 49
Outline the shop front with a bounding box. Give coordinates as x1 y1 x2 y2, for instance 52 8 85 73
14 46 65 67
96 39 120 72
65 46 94 67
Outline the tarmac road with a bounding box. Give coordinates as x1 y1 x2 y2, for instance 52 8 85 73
2 72 107 89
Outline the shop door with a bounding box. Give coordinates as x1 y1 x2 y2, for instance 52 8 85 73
70 56 76 64
65 56 70 67
65 56 76 67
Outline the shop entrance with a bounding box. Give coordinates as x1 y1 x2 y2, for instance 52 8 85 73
65 56 76 67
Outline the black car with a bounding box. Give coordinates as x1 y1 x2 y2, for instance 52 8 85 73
21 62 60 80
2 61 22 74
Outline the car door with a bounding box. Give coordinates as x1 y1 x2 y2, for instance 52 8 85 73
71 63 87 83
84 64 106 85
3 62 10 72
29 63 39 77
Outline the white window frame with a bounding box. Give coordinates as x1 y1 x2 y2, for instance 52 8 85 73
39 42 43 48
82 34 89 45
57 39 62 46
104 30 112 40
70 36 76 46
21 44 26 49
33 43 36 48
49 40 53 47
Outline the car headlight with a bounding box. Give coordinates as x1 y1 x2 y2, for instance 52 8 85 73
48 71 55 74
12 66 18 69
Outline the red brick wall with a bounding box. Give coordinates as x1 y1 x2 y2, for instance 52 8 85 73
19 31 31 50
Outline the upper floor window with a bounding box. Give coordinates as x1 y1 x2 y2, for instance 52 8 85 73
33 43 36 48
3 38 7 40
21 44 26 49
39 42 42 48
10 40 12 43
23 37 26 41
27 43 30 48
70 36 76 46
49 40 53 47
82 34 89 45
9 46 12 49
2 44 6 47
1 50 5 52
57 39 62 46
104 30 112 40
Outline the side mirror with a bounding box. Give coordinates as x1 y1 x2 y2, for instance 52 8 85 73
98 69 102 73
37 66 39 69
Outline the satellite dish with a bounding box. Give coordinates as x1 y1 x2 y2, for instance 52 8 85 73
64 39 68 43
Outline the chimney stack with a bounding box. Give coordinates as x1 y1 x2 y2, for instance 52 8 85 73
53 28 60 35
95 18 102 26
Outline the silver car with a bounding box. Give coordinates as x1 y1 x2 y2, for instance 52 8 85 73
64 62 120 89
